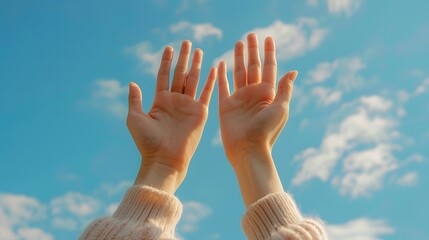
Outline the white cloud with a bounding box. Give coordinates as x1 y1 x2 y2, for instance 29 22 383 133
292 95 410 197
126 41 183 77
17 228 53 240
179 201 212 233
0 194 46 228
414 78 429 96
176 0 210 14
0 194 49 240
211 129 222 146
87 79 128 118
332 144 399 197
125 42 165 76
327 0 363 16
170 21 222 42
51 217 78 231
100 180 132 197
327 218 394 240
311 87 342 105
51 192 100 217
396 171 418 186
305 57 365 91
214 18 327 70
307 0 319 7
106 203 119 216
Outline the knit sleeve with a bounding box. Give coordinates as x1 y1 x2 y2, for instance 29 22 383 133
79 185 182 240
241 192 327 240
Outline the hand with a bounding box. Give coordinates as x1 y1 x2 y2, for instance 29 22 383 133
217 33 298 206
218 33 297 168
127 40 217 193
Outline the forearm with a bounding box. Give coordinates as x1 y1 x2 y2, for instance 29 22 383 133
134 159 186 194
232 147 284 207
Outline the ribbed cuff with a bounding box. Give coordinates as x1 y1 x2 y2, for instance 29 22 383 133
242 192 303 240
112 185 182 236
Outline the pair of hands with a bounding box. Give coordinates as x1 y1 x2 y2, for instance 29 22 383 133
126 33 298 206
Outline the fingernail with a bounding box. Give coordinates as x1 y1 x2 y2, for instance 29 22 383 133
289 71 298 81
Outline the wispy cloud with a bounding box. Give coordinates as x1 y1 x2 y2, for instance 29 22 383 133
170 21 222 42
0 194 52 240
16 228 53 240
100 180 133 197
292 94 416 197
176 0 211 14
179 201 212 233
84 79 128 118
327 217 394 240
327 0 364 16
305 57 366 90
311 86 343 106
50 192 101 230
214 18 327 69
127 21 222 76
211 129 222 146
395 171 418 186
306 0 364 16
414 78 429 96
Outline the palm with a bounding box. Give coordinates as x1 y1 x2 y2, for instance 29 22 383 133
130 92 207 170
127 41 216 173
217 35 296 163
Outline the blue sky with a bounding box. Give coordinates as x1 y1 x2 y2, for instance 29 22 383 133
1 0 428 239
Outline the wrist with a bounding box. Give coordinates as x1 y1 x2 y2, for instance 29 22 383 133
232 147 284 207
134 160 186 194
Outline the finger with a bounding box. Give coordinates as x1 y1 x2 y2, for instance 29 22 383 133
184 48 203 98
273 71 298 106
234 41 247 91
156 46 174 93
171 40 192 93
199 66 217 107
247 33 261 85
262 36 277 87
218 61 230 101
128 82 143 113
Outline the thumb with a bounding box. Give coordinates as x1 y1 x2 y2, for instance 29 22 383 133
273 70 298 106
128 82 143 113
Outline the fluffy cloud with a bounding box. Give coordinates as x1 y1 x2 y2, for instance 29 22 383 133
292 95 413 197
17 228 53 240
414 78 429 96
100 180 132 197
86 79 128 118
176 0 211 14
0 194 52 240
50 192 100 230
170 21 222 42
306 0 363 16
311 87 343 105
179 201 212 233
214 18 327 69
395 171 418 186
211 129 222 146
327 218 394 240
127 21 221 76
125 41 166 76
305 57 365 90
327 0 364 16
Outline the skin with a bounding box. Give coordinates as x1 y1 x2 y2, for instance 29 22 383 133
126 33 298 208
127 40 217 194
218 33 298 207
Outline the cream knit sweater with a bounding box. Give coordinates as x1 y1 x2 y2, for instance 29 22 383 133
79 185 327 240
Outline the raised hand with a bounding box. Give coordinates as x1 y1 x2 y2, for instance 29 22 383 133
218 33 298 206
127 40 217 193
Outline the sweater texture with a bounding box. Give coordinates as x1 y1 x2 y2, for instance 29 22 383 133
79 185 327 240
